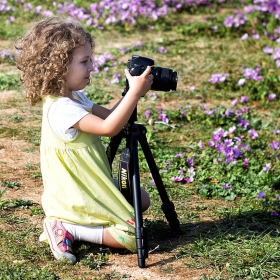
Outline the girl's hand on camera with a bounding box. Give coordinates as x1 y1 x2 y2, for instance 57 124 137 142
124 66 154 98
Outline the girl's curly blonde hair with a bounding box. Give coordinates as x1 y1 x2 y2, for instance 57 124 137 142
15 16 95 106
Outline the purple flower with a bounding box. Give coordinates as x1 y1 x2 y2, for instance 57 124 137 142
252 34 260 40
271 212 279 216
171 176 183 182
165 160 171 168
187 167 195 177
135 42 144 47
228 126 236 134
150 179 155 185
224 139 234 147
174 153 182 158
158 113 169 123
24 3 33 11
145 110 151 119
263 163 271 171
42 10 54 17
240 96 249 103
271 48 280 61
149 92 157 99
179 167 184 175
263 46 274 53
205 109 216 115
248 129 258 140
233 148 240 158
93 53 115 73
231 98 238 106
257 191 265 199
244 158 249 167
209 73 229 84
0 50 13 60
6 16 15 24
157 46 167 53
222 183 232 189
113 73 121 78
110 74 120 83
223 109 230 117
270 140 279 150
238 118 250 129
241 33 248 40
186 157 194 167
198 140 203 149
212 128 226 141
119 47 130 54
208 141 215 147
184 177 194 183
237 78 246 86
268 93 276 100
244 6 255 13
224 13 247 28
200 104 208 110
85 17 93 26
242 67 263 81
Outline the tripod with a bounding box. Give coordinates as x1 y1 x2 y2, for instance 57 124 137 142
106 101 182 268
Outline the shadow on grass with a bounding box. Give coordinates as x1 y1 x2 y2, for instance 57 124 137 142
139 209 280 270
72 209 280 268
146 209 280 246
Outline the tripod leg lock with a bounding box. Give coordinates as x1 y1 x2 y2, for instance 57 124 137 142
136 227 148 268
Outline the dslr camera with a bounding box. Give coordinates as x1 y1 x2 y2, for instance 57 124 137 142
124 54 178 94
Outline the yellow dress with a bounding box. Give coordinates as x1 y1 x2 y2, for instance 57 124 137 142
40 95 136 251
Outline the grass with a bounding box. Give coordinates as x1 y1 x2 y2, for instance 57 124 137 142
0 1 280 279
0 74 20 91
176 209 280 278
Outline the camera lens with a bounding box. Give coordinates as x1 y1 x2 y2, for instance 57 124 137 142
151 67 178 92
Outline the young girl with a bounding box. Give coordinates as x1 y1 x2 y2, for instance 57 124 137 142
15 16 153 264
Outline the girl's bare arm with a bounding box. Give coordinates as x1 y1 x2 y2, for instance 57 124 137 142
90 97 124 120
73 66 153 137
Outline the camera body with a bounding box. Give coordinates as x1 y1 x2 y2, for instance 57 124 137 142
125 54 178 93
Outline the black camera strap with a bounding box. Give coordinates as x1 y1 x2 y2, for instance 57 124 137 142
118 148 132 203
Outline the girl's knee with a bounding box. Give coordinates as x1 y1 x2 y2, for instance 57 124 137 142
141 189 150 212
102 228 126 249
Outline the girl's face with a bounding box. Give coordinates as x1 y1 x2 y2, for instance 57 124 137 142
65 41 93 96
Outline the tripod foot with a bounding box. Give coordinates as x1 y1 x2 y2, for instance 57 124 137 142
138 258 146 268
161 202 184 235
136 227 148 268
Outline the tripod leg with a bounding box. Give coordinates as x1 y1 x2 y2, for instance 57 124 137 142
138 125 182 234
106 132 123 167
130 134 148 268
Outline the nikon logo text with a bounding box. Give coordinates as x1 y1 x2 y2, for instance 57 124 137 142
121 168 127 189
